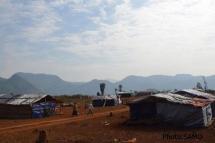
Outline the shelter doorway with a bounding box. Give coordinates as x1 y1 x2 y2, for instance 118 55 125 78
130 102 157 120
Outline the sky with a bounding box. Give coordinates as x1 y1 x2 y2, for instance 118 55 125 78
0 0 215 82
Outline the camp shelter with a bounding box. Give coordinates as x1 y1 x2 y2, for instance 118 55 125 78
207 89 215 95
92 95 121 107
175 89 215 118
0 94 57 119
128 93 213 128
136 91 155 96
174 89 215 99
116 91 133 98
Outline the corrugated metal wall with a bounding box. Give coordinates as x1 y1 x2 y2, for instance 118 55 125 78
0 104 32 119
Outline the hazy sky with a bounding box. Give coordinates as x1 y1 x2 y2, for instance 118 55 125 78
0 0 215 81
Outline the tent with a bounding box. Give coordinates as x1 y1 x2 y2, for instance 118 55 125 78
175 89 215 118
128 93 213 127
116 91 133 98
0 94 57 119
92 95 121 107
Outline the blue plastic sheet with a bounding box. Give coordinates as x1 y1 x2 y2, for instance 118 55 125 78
32 102 56 118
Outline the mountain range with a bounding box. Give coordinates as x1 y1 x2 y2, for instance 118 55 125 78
0 72 215 95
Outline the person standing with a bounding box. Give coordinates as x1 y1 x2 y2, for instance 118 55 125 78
87 103 94 115
72 102 79 116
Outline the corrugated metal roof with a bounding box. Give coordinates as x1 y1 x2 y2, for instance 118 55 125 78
92 95 118 100
129 93 213 107
152 93 192 104
116 91 132 95
0 94 50 105
175 89 215 100
0 94 20 104
131 93 191 104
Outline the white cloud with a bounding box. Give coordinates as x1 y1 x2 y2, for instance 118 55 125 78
23 1 61 41
51 0 110 13
52 0 215 79
0 0 61 42
1 0 215 81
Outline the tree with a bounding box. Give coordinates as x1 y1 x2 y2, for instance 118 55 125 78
100 83 105 96
115 88 118 94
97 92 100 96
202 76 208 91
118 84 123 92
196 82 203 89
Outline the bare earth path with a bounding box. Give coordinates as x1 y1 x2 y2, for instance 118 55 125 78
0 108 128 134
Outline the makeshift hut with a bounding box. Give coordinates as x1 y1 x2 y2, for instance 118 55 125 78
175 89 215 118
174 89 215 99
206 89 215 95
0 94 57 119
128 93 214 127
136 91 155 96
116 91 133 98
92 95 121 107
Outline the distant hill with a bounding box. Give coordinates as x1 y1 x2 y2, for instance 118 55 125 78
15 73 115 95
16 72 82 95
0 77 5 81
117 74 209 91
0 74 40 94
0 72 215 95
74 79 115 95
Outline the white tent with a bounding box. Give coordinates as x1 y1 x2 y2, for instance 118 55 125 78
92 95 121 107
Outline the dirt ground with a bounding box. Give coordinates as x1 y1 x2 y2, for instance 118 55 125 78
0 104 125 128
0 105 215 143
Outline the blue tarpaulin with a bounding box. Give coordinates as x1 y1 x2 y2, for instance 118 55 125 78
32 102 56 118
